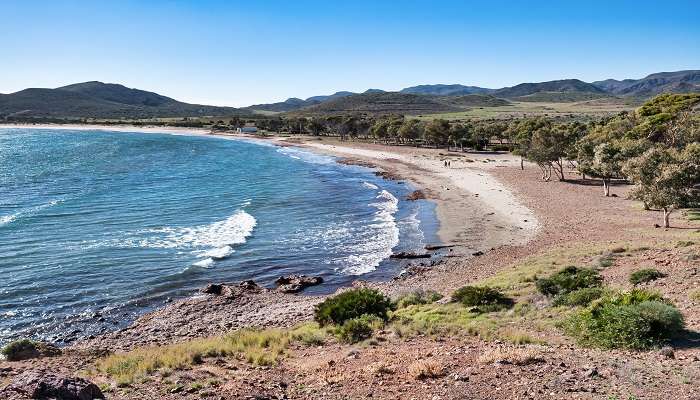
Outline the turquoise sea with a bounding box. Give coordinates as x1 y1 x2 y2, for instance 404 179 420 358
0 128 438 345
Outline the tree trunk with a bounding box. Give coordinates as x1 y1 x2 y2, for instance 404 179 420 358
603 179 610 197
663 208 671 228
520 157 524 170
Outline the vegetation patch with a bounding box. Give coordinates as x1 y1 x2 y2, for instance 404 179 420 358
552 287 605 307
337 314 383 344
1 339 60 361
98 325 326 386
314 288 393 326
408 359 444 380
451 286 514 313
394 289 443 309
689 289 700 302
629 268 666 285
564 289 684 349
536 266 602 297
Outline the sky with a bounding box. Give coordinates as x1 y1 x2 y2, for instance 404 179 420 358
1 0 699 107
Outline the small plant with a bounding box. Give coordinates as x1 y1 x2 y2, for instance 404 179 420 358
565 289 684 349
553 287 605 307
394 289 443 308
536 266 602 296
676 240 694 247
408 359 444 380
314 288 393 326
688 289 700 302
629 268 666 285
337 314 382 343
451 286 514 312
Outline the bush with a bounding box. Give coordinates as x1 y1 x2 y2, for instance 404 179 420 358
536 266 602 296
1 339 59 361
337 314 383 343
314 288 393 326
395 289 443 309
553 287 604 307
629 268 666 285
565 289 684 349
451 286 514 313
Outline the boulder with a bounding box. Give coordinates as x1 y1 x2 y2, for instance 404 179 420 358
201 283 224 295
274 275 323 293
2 372 104 400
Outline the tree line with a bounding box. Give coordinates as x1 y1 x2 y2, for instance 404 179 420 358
249 94 699 228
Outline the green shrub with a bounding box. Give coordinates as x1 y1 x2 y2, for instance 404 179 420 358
1 339 60 361
337 314 383 343
314 288 393 326
565 290 684 349
451 286 514 313
629 268 666 285
553 287 604 307
395 289 443 309
536 266 602 296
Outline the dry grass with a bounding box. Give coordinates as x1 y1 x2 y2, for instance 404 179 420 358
364 361 395 376
689 289 700 302
408 359 444 380
477 346 545 365
97 324 326 386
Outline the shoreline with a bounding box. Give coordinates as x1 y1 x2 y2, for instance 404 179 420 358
1 123 540 349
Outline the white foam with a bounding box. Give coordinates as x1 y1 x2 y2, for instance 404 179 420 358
339 190 400 275
362 182 379 190
276 147 335 165
0 199 63 227
202 245 233 260
192 258 214 268
117 210 256 250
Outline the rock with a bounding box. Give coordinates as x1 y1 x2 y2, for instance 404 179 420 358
472 251 484 256
274 275 324 293
582 367 598 378
2 372 104 400
202 283 225 295
239 280 262 291
424 244 456 251
660 346 675 359
390 252 431 260
406 190 427 201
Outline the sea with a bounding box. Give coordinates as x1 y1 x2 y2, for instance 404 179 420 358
0 127 438 345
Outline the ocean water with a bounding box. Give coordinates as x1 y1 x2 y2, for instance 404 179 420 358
0 128 438 345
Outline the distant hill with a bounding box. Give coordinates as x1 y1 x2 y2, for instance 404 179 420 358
293 92 463 115
593 70 700 97
0 81 244 120
493 79 608 99
289 92 511 116
400 84 494 96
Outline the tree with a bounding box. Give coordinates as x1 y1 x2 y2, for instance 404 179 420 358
369 119 390 143
588 143 624 196
398 119 423 145
308 117 326 136
624 144 700 228
424 119 450 148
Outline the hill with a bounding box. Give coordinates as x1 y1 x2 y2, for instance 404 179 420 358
0 81 244 120
400 84 494 96
493 79 608 99
292 92 463 115
593 70 700 97
441 94 510 107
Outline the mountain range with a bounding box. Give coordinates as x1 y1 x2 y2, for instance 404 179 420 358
1 70 698 120
247 70 700 114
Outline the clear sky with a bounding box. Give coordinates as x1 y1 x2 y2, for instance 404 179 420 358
1 0 699 107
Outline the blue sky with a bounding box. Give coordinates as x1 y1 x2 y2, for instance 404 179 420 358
1 0 699 107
